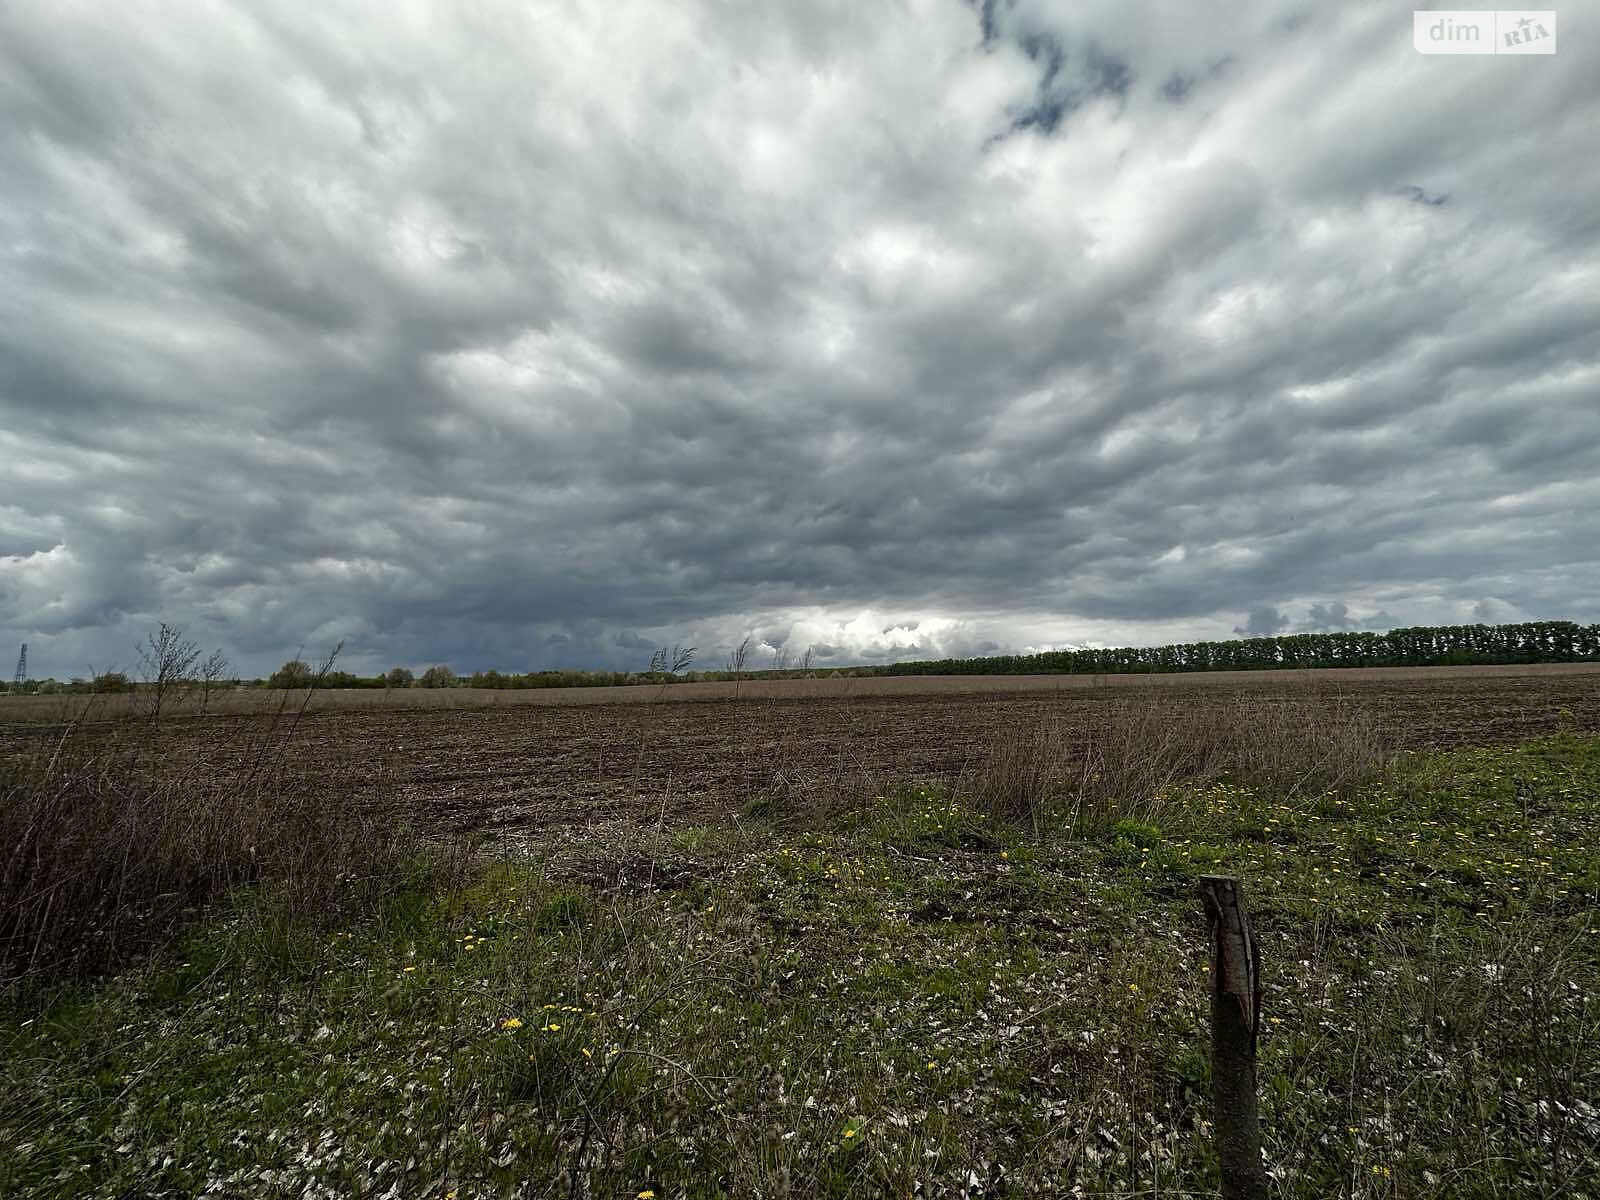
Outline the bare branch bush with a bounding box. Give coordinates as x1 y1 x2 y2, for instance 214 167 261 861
137 622 201 725
198 649 231 711
726 636 751 677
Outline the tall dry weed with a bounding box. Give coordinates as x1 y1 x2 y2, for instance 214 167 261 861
972 688 1395 835
0 692 412 985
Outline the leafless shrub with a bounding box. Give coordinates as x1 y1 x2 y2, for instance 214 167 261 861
136 622 202 724
198 649 231 711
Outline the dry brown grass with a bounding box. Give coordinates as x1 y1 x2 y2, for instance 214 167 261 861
970 688 1397 835
0 705 417 986
737 687 1399 837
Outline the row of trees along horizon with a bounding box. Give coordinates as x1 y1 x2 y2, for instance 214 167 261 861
4 620 1597 695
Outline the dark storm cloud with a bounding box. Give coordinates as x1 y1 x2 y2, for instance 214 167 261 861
993 27 1133 139
1399 185 1448 207
1235 608 1290 638
2 0 1598 679
1297 602 1397 634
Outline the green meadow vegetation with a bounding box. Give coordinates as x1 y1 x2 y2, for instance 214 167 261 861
2 698 1598 1197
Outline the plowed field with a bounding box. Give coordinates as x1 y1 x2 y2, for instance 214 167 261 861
8 667 1594 836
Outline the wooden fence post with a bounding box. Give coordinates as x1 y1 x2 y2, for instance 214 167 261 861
1199 875 1267 1200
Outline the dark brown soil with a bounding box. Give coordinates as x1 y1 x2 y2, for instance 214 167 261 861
9 670 1589 837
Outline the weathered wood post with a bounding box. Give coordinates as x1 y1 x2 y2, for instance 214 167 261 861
1199 875 1267 1200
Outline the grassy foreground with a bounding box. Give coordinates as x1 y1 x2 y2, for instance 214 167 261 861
3 734 1598 1199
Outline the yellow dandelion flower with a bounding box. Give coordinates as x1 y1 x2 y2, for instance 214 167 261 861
501 1017 524 1030
637 1191 656 1199
547 1023 562 1031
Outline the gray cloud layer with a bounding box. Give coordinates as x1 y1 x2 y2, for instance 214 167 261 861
3 1 1598 676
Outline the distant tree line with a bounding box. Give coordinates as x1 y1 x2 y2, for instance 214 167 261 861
258 662 647 690
7 620 1595 699
874 621 1600 677
254 621 1595 688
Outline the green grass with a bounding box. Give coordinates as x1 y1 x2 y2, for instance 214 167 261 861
3 733 1598 1198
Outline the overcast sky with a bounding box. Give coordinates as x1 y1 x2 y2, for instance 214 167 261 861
2 1 1598 678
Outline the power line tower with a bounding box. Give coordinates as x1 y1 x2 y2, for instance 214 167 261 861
12 643 25 689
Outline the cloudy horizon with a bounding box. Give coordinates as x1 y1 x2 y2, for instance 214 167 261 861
3 1 1598 680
